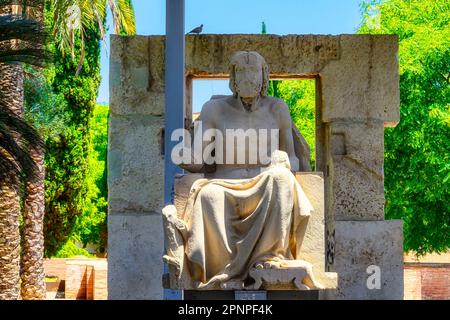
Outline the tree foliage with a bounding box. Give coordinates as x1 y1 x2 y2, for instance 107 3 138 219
38 0 133 256
23 66 107 256
267 80 316 169
23 66 69 140
72 105 108 252
40 1 102 256
359 0 450 254
51 0 135 74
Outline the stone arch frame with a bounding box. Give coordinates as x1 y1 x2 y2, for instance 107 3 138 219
108 34 403 300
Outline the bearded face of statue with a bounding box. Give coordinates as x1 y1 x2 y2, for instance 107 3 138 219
229 51 268 100
234 61 263 99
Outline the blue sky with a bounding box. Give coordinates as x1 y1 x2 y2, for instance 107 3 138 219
98 0 363 112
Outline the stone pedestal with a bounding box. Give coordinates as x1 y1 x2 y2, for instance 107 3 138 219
184 290 320 300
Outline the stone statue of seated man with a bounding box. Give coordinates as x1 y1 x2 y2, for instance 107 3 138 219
162 51 325 290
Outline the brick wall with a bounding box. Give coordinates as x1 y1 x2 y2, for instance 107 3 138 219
44 258 67 280
44 258 107 300
404 266 421 300
404 264 450 300
65 263 89 299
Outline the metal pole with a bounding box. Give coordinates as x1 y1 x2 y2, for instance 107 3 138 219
164 0 185 300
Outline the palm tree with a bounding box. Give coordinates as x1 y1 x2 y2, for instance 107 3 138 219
51 0 136 74
0 1 46 300
0 0 135 300
0 105 44 300
21 139 46 300
16 2 47 301
0 68 24 299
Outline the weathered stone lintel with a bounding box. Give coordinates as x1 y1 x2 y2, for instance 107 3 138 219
185 34 340 75
110 34 399 124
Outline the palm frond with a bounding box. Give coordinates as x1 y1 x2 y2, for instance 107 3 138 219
0 123 36 181
107 0 136 35
52 0 106 74
0 104 45 151
107 0 120 33
0 105 45 183
51 0 135 75
115 0 136 35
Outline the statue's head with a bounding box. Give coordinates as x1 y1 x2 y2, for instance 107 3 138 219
229 51 269 99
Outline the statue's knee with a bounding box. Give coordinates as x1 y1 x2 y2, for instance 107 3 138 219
198 183 221 199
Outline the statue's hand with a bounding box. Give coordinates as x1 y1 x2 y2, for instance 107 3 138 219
270 150 291 169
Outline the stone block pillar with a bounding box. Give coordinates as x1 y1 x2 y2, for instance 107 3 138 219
108 36 166 299
319 35 403 299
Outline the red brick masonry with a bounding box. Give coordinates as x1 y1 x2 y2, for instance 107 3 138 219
44 258 107 300
404 263 450 300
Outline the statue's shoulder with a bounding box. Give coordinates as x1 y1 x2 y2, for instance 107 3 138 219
199 95 232 120
264 96 290 115
203 95 233 109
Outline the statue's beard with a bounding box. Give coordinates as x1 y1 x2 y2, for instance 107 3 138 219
235 81 261 99
237 91 261 111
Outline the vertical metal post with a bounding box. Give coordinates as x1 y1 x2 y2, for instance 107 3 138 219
164 0 185 300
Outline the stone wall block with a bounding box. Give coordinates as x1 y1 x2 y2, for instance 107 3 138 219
108 214 164 299
328 122 385 220
110 35 164 115
321 35 399 125
108 114 164 214
330 220 403 300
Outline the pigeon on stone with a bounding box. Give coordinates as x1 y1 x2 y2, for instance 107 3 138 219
187 24 203 34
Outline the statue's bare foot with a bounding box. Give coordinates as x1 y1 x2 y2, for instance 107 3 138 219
254 258 282 269
264 261 282 269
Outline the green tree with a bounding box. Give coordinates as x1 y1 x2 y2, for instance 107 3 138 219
23 67 69 139
42 0 135 256
276 80 316 168
72 105 108 253
42 4 102 255
359 0 450 254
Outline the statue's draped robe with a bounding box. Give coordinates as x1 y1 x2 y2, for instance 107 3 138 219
181 165 313 288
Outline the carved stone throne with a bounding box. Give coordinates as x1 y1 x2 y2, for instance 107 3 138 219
162 125 337 291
